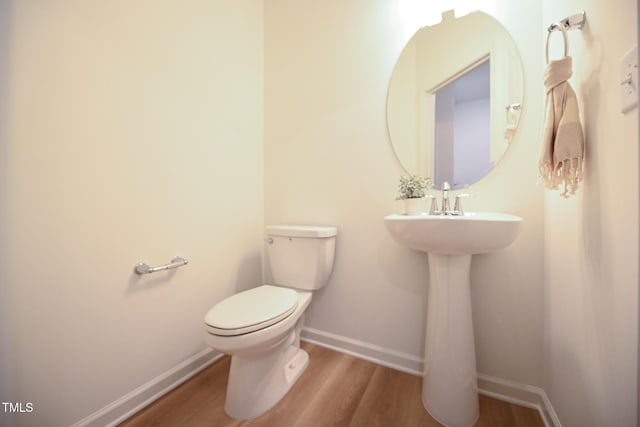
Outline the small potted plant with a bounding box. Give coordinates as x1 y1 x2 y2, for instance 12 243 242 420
396 175 432 215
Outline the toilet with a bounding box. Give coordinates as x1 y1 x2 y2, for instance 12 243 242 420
204 225 337 420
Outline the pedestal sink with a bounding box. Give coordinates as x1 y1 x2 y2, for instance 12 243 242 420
384 212 523 427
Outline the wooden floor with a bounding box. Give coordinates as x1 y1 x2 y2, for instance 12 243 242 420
120 342 544 427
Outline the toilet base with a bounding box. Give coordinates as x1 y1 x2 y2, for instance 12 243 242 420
224 336 309 419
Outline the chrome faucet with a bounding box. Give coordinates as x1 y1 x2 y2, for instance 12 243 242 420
428 181 468 216
441 181 451 215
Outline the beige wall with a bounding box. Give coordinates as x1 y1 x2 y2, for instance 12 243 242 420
265 0 545 386
542 1 639 426
1 1 264 425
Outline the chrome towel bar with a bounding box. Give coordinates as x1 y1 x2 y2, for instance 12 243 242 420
135 256 188 275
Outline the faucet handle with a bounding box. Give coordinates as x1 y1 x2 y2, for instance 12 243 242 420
427 195 440 215
453 194 469 215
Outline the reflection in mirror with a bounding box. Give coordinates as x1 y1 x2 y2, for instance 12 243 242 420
386 10 524 189
433 59 490 188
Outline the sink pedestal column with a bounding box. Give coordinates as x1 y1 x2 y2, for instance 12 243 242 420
423 253 478 427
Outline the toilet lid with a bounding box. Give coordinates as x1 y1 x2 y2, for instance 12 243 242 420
204 285 298 336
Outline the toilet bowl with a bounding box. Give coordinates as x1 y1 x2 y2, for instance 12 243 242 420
204 225 337 420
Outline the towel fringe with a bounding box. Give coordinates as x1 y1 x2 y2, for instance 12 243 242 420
539 157 583 198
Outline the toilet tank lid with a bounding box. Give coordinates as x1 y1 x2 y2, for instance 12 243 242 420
266 225 337 238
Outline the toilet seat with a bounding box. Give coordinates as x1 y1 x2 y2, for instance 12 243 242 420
205 285 298 336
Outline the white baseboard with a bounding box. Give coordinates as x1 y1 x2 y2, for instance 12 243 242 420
478 374 561 427
301 327 560 427
71 348 222 427
301 327 424 375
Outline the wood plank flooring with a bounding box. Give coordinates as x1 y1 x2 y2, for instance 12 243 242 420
119 342 544 427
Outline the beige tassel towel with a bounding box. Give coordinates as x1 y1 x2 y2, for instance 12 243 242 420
539 56 584 197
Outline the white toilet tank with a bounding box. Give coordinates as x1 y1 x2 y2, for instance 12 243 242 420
265 225 337 291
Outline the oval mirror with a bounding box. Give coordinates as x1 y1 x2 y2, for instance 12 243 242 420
386 10 524 189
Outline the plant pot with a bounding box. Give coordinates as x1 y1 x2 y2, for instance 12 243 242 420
403 197 427 215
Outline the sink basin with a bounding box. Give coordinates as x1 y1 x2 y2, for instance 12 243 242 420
384 212 523 255
384 211 523 426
